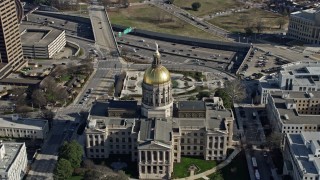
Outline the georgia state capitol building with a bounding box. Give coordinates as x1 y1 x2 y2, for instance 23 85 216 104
85 44 235 179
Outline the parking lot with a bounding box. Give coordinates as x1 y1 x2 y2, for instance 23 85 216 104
239 48 290 80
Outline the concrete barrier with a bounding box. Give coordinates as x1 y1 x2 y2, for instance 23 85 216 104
66 41 81 56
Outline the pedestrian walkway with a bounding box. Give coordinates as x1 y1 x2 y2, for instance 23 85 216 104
174 148 241 180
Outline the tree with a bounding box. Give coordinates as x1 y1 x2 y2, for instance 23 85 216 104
188 96 196 100
40 110 55 129
276 17 286 29
266 132 283 150
59 140 83 169
210 170 224 180
54 158 73 180
76 62 94 75
214 89 232 108
10 88 27 105
166 0 174 4
196 91 211 100
224 80 246 104
32 89 47 108
51 65 67 78
244 26 254 36
191 2 201 11
255 20 264 33
53 87 69 103
41 76 57 91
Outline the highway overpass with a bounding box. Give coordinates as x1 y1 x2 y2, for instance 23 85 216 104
88 5 119 56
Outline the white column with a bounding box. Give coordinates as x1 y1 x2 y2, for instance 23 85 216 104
157 151 160 162
163 151 166 162
139 151 142 163
145 151 147 163
151 151 154 163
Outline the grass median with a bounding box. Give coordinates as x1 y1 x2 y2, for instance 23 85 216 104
209 8 288 33
108 4 225 41
173 0 244 17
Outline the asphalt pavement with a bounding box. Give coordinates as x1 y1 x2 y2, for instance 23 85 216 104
150 2 230 39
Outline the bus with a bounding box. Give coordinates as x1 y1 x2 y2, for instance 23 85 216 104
251 157 258 169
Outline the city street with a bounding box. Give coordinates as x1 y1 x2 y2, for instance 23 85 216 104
26 5 123 179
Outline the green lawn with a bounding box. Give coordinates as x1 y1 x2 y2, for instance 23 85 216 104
67 176 83 180
208 151 249 180
209 8 288 33
172 156 217 178
173 0 244 17
108 4 224 41
172 80 179 88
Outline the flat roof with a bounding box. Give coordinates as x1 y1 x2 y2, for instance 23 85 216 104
281 61 320 75
0 117 48 130
287 133 320 175
107 100 137 110
291 8 320 21
271 95 320 125
176 101 206 111
20 25 64 47
0 143 24 173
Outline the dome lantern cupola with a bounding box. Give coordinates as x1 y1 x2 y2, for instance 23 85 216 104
143 43 171 85
141 42 173 118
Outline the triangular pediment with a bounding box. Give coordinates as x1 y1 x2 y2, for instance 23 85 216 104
138 141 171 150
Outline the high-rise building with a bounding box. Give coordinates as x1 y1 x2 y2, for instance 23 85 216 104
0 0 26 79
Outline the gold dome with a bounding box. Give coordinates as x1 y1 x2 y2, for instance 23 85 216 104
143 65 171 85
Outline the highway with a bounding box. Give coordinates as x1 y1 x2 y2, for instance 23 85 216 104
89 5 118 53
25 12 245 74
150 2 230 39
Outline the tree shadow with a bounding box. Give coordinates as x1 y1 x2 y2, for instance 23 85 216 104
182 7 193 11
25 174 51 180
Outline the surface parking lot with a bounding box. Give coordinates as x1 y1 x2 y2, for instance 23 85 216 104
239 48 290 79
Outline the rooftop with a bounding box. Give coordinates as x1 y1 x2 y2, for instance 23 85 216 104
291 8 320 22
287 133 320 175
107 100 137 110
0 117 48 130
0 143 24 173
270 92 320 125
176 101 206 111
139 118 172 144
20 25 64 47
281 61 320 75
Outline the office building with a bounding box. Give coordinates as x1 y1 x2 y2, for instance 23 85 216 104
0 116 49 140
287 8 320 44
20 26 66 59
0 0 26 79
283 132 320 180
259 61 320 104
0 142 28 180
266 91 320 133
85 46 235 179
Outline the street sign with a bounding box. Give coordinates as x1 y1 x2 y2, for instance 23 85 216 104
123 27 133 34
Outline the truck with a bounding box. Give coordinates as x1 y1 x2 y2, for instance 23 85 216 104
255 169 260 180
251 157 258 169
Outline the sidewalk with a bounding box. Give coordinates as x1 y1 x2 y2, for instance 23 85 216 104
174 148 241 180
